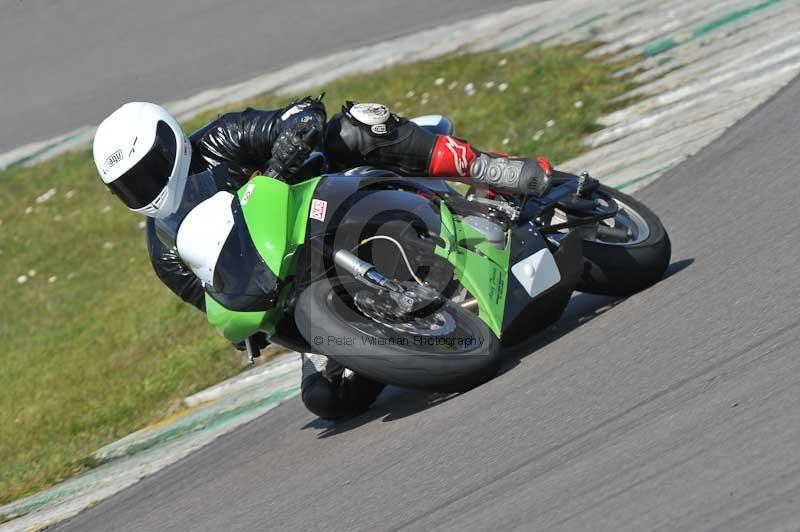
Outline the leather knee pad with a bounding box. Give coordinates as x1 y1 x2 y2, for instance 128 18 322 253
301 372 386 420
301 374 343 420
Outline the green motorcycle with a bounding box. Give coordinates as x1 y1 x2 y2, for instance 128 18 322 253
158 117 670 392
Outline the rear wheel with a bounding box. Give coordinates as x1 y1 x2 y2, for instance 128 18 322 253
564 186 671 296
295 278 501 392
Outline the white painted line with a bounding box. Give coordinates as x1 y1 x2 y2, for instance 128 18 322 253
619 5 800 82
604 50 800 126
565 124 728 178
585 66 800 148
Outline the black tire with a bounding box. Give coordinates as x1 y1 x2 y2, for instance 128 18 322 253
294 278 501 392
577 186 671 296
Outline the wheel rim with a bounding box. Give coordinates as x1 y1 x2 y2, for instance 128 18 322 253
353 290 458 336
552 197 651 247
324 283 485 354
590 197 651 246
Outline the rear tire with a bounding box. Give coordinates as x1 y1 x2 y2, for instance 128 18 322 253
577 186 671 296
295 278 501 392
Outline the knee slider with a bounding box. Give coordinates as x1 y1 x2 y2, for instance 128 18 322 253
348 102 393 134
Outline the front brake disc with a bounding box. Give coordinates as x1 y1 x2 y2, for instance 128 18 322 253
353 284 456 336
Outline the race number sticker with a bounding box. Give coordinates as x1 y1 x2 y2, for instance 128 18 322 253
309 199 328 222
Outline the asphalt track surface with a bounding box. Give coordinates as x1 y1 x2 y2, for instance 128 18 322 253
0 0 530 153
55 76 800 531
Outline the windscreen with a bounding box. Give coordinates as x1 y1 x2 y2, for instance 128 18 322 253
204 197 281 312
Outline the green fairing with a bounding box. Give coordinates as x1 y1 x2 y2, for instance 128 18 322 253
436 203 510 337
205 294 271 343
207 176 509 341
205 176 321 342
239 176 321 278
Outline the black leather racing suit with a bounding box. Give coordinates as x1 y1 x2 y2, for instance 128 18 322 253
146 98 445 420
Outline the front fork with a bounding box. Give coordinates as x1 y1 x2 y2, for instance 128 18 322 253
333 249 405 293
332 249 440 315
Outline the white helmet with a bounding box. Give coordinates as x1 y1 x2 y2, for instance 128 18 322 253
93 102 191 218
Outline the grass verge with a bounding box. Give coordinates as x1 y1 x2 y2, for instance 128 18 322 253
0 42 637 505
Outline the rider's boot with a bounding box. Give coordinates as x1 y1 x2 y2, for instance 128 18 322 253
427 135 553 197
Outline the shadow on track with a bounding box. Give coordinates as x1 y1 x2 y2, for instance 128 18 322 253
305 258 694 439
500 257 693 374
302 386 460 438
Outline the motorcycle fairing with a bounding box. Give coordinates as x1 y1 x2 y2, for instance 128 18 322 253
500 223 582 344
237 175 321 279
205 174 321 342
436 202 510 337
175 191 235 286
437 202 581 340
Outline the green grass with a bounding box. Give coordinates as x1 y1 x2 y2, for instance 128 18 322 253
0 43 637 505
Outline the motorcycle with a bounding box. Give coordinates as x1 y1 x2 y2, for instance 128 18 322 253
158 115 670 392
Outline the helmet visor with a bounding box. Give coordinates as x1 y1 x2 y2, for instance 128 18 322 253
108 121 178 209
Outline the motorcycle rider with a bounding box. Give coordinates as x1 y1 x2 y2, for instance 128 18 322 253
93 97 553 420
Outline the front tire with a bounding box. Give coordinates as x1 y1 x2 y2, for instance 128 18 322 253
294 279 501 392
577 186 671 296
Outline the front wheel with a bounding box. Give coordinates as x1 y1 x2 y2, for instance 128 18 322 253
294 279 501 392
574 186 671 296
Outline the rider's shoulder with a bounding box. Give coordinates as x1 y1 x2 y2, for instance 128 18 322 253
189 108 279 138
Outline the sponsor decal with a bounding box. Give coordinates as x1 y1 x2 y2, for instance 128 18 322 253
444 136 469 176
106 150 124 167
371 124 388 135
309 199 328 221
241 183 256 205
